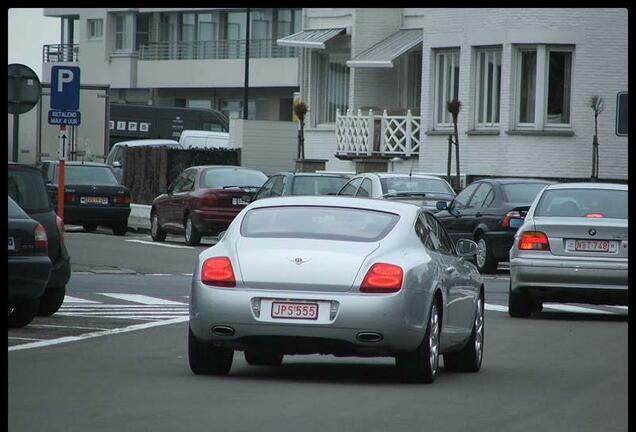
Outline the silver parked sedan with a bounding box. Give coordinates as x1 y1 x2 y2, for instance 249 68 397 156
189 196 484 383
509 183 628 317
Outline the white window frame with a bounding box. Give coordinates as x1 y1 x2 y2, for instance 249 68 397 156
474 47 502 129
433 49 460 129
314 52 350 125
114 13 135 52
87 18 103 40
513 44 574 130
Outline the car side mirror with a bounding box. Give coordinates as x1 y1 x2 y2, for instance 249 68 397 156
456 239 478 257
112 161 122 168
436 201 448 211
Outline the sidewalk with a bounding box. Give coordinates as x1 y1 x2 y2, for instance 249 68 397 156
129 203 151 233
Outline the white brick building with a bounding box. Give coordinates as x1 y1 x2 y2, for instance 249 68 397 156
280 8 628 182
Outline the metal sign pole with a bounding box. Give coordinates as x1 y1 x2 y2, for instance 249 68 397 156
57 126 67 219
12 114 19 162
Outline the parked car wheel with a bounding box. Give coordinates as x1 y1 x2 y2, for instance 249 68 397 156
8 298 40 328
150 212 167 242
444 292 484 372
188 328 233 375
475 235 498 274
244 350 284 366
184 215 201 246
82 223 97 232
395 299 440 383
37 285 66 316
112 221 128 236
508 282 532 318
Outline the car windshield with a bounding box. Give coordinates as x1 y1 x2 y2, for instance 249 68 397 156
291 176 349 196
241 206 400 242
8 196 28 218
380 177 454 196
502 183 550 203
534 188 628 219
63 165 119 185
8 168 51 213
201 168 267 189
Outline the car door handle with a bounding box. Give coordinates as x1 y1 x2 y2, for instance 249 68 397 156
445 266 455 274
475 212 482 217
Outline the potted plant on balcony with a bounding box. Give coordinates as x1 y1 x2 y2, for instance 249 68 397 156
294 101 326 173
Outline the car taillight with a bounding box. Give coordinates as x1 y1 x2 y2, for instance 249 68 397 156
34 224 48 251
518 231 550 251
201 257 236 287
500 211 524 228
64 193 78 203
111 195 131 205
56 215 65 246
200 194 218 207
586 213 605 218
360 263 403 293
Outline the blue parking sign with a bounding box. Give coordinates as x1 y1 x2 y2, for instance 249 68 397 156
51 66 80 111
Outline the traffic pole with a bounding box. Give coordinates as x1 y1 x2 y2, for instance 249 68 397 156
57 125 67 219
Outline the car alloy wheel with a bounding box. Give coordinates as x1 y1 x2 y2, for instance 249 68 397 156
428 302 440 377
476 238 488 269
151 214 158 237
474 296 484 364
150 212 166 242
184 215 202 246
185 218 192 242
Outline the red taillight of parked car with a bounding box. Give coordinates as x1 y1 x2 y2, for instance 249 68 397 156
64 193 78 203
34 223 48 252
360 263 403 293
518 231 550 251
111 195 131 205
201 257 236 287
500 211 524 228
56 215 65 246
199 194 219 208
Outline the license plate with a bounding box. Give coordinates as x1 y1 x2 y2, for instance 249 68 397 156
566 239 618 253
80 196 108 205
232 197 249 206
8 237 15 251
271 301 319 320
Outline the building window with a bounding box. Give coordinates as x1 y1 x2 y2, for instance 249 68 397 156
220 99 256 120
87 19 103 39
136 14 151 51
114 13 134 51
434 50 460 128
315 53 350 124
187 99 211 109
475 48 502 127
515 45 574 129
275 9 301 39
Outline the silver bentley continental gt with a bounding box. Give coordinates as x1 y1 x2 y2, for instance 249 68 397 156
189 196 484 383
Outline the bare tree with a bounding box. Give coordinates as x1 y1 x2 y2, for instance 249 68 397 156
294 102 308 160
447 100 462 190
589 96 604 181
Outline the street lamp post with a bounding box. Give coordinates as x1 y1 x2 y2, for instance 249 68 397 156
243 8 250 120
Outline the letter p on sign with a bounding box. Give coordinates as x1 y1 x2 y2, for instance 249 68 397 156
51 65 80 111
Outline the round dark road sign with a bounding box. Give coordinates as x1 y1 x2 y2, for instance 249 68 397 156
8 63 42 115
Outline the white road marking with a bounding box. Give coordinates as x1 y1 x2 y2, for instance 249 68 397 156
8 317 189 352
63 295 100 304
485 304 509 312
610 306 629 310
147 273 172 276
125 239 194 249
182 273 193 276
28 324 110 331
97 293 186 305
8 336 43 341
543 303 613 315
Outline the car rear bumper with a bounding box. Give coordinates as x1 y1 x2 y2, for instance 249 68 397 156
64 205 130 224
510 256 628 304
48 245 71 288
190 208 243 235
484 230 515 260
8 256 52 301
189 282 429 354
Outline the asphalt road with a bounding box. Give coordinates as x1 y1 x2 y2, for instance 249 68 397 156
8 229 629 432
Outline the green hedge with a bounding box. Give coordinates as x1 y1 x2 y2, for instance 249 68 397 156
167 148 241 186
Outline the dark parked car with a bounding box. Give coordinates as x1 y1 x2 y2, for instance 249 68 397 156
150 165 268 246
8 196 51 328
38 160 131 235
253 172 349 200
8 163 71 316
337 173 456 212
435 178 554 273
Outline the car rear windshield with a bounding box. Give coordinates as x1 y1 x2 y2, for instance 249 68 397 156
8 168 51 213
241 206 400 242
201 168 267 189
380 177 454 195
502 183 550 203
534 188 628 219
63 165 119 185
8 196 28 218
291 176 349 196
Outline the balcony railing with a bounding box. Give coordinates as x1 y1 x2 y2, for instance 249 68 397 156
139 39 298 61
43 44 79 63
335 109 422 158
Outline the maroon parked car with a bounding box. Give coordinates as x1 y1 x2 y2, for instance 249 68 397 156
150 165 268 245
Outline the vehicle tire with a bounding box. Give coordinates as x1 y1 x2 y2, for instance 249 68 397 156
83 223 97 232
444 291 484 372
37 285 66 316
508 282 532 318
475 235 499 274
112 221 127 236
150 211 167 242
188 328 233 375
8 298 40 328
184 215 201 246
244 350 284 366
395 299 441 384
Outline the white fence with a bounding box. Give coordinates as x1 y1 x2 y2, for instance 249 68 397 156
335 109 421 158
